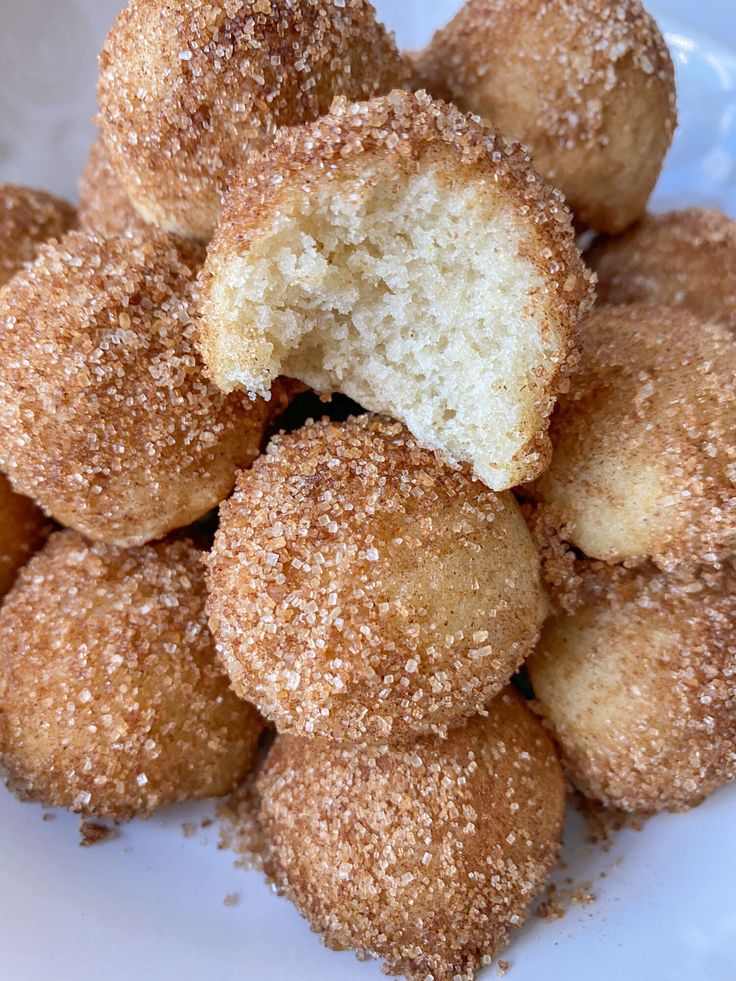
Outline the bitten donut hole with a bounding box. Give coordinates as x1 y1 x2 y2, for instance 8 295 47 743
209 160 566 491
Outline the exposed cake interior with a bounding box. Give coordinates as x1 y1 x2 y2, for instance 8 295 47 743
206 160 572 490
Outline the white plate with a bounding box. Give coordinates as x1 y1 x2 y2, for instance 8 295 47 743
1 3 735 980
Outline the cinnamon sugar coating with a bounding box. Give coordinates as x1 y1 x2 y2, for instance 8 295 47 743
79 138 153 237
529 566 736 812
588 208 736 331
199 89 594 491
0 230 271 546
416 0 676 233
0 184 76 286
257 691 565 979
0 472 50 598
533 304 736 570
0 532 264 820
207 414 548 743
97 0 410 239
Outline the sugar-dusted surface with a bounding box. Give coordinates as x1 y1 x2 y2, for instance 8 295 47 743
199 89 594 491
588 208 736 331
97 0 410 239
533 303 736 570
0 230 272 546
530 564 736 813
0 531 264 821
0 183 76 286
207 414 547 743
257 691 565 980
416 0 676 233
1 6 735 981
78 137 153 237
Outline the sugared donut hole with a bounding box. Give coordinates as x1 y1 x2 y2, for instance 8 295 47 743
529 569 736 812
210 161 570 490
97 0 410 238
256 691 565 980
0 532 264 820
207 414 548 743
415 0 676 234
533 304 736 569
0 230 269 546
587 208 736 330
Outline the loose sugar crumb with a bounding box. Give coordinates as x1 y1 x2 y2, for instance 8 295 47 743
79 821 119 847
572 793 649 851
537 881 596 921
217 773 269 872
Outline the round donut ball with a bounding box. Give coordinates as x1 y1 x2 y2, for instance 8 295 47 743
588 209 736 331
0 230 272 546
257 690 565 979
0 184 76 287
207 414 548 743
533 304 736 569
79 138 152 237
0 472 49 598
198 90 595 492
416 0 676 234
0 531 264 820
529 568 736 812
97 0 410 240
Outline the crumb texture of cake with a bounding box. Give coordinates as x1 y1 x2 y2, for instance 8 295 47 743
415 0 676 233
207 414 548 743
0 184 76 286
533 304 736 570
588 208 736 331
97 0 411 239
0 532 264 821
199 90 594 491
257 691 565 980
529 565 736 812
0 230 273 546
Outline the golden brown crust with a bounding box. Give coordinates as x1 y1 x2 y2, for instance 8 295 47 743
533 304 736 570
529 566 736 812
97 0 411 239
207 414 548 743
257 691 565 980
0 531 264 820
0 472 50 598
416 0 676 233
78 138 152 237
0 184 76 287
588 208 736 330
0 230 271 545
